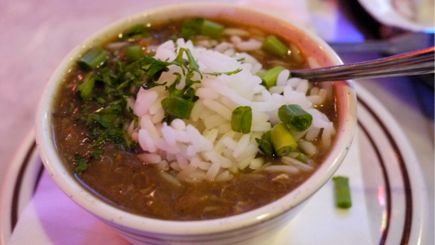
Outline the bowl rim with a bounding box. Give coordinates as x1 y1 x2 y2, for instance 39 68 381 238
35 2 357 236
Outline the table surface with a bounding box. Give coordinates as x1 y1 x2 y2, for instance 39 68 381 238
0 0 433 243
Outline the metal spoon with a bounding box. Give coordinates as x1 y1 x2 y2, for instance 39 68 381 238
291 47 434 82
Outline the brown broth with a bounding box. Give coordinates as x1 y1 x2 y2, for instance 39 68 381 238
52 18 336 220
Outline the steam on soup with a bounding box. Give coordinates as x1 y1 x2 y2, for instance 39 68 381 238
52 18 336 220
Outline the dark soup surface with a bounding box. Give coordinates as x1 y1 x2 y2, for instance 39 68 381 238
52 17 337 220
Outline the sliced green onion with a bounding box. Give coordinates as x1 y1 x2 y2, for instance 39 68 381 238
124 45 144 60
333 176 352 209
231 106 252 134
78 48 109 69
201 20 224 38
181 18 225 39
258 66 285 89
183 48 199 71
278 104 313 131
161 96 194 119
181 18 204 39
142 56 170 81
270 123 297 156
78 73 96 99
262 35 289 57
255 131 275 157
121 24 150 39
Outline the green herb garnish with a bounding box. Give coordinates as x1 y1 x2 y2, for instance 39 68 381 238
184 48 200 71
83 99 137 151
76 57 146 156
142 56 171 82
206 68 242 76
256 131 275 158
73 154 89 174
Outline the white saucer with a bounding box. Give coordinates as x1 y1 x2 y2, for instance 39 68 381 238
0 84 429 244
358 0 435 32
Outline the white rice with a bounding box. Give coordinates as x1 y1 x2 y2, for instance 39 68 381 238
281 156 314 171
298 139 318 156
223 28 250 37
137 153 162 164
264 165 299 174
305 127 321 141
249 158 264 170
277 69 290 86
131 38 335 182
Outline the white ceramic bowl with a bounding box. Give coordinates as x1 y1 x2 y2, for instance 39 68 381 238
36 3 357 244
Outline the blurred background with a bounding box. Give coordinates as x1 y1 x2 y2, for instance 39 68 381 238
0 0 433 244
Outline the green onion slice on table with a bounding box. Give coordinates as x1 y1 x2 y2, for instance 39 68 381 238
333 176 352 209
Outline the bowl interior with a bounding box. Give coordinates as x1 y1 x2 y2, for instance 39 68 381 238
36 3 357 236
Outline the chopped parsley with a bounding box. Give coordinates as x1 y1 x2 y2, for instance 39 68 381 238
73 154 89 174
206 68 242 76
255 131 276 158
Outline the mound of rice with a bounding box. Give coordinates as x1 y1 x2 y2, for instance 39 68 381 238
129 38 335 182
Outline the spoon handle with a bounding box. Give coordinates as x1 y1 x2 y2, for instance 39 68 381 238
291 47 435 82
